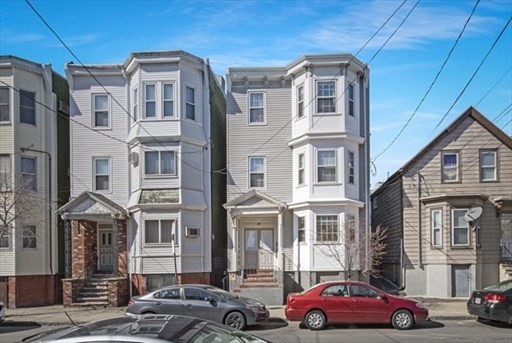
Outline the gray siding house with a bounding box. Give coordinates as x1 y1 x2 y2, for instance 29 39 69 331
372 107 512 298
225 54 370 304
58 51 226 307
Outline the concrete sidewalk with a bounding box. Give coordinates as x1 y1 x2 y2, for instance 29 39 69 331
3 298 474 326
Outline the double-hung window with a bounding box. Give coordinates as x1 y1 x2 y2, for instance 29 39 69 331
132 88 138 121
480 150 497 181
248 92 265 124
23 225 36 248
20 90 36 125
93 94 109 127
348 83 354 116
431 209 442 247
0 87 10 122
298 153 305 185
185 86 195 120
249 157 265 188
347 151 355 184
298 216 305 242
297 85 304 118
317 150 336 183
316 215 338 242
94 158 110 191
0 155 11 190
145 151 176 176
144 84 156 118
442 151 459 182
145 219 175 245
21 156 36 191
452 209 469 246
317 81 335 113
163 83 174 117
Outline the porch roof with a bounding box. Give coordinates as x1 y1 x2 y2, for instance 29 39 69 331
223 189 287 215
56 191 128 220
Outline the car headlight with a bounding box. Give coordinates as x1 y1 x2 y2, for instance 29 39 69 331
415 302 428 310
247 304 264 312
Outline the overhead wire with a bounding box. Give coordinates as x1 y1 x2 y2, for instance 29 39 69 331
430 15 512 134
372 0 481 162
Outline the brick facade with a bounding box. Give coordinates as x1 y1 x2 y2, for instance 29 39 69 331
6 275 59 308
71 220 98 279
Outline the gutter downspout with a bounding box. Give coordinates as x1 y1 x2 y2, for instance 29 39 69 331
417 172 423 269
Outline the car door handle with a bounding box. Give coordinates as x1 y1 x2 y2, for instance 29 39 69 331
155 302 162 306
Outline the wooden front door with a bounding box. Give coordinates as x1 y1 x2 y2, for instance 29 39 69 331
244 229 274 270
98 227 114 273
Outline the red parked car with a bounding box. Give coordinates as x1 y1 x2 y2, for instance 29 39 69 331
285 281 429 330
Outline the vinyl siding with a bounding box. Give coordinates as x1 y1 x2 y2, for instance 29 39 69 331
70 74 128 205
227 83 293 202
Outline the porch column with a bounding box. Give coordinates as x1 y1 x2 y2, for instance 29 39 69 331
64 219 72 278
112 217 119 276
277 211 284 271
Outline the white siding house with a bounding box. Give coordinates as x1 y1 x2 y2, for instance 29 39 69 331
0 56 69 308
58 51 226 306
225 54 370 304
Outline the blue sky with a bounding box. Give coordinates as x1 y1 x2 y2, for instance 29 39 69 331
1 0 511 187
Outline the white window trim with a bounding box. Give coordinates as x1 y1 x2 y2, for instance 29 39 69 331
19 89 36 126
0 86 10 123
132 87 138 123
143 219 177 246
298 152 305 186
431 209 442 247
20 155 37 191
143 150 177 177
297 216 306 243
316 149 337 184
347 150 355 185
348 83 355 117
247 91 266 125
442 151 459 183
184 83 197 122
315 80 336 114
297 85 304 119
92 93 110 129
248 156 266 189
143 83 157 119
162 82 176 118
315 214 339 243
452 208 469 247
93 157 111 192
480 150 497 181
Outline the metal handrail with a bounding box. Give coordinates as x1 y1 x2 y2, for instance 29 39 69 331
500 242 512 261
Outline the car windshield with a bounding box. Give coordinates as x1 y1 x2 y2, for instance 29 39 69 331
484 280 512 291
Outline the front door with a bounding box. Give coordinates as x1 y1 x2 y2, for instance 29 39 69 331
98 227 114 273
452 265 471 297
244 229 274 270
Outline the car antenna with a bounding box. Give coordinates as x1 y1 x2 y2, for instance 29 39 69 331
64 311 77 326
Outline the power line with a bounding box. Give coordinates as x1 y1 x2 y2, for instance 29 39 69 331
373 0 481 162
24 0 209 176
225 0 410 173
475 66 512 107
430 15 512 134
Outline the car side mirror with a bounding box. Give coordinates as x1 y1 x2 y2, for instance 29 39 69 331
378 293 389 302
205 296 215 303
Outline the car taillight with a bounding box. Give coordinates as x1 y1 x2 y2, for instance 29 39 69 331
484 294 507 303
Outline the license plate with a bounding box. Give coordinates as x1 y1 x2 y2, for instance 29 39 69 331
474 297 481 304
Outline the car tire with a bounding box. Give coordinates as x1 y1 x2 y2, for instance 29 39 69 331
304 310 326 330
391 309 414 330
224 311 246 330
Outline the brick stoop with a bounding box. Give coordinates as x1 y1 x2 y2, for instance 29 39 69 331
73 274 110 307
240 270 279 288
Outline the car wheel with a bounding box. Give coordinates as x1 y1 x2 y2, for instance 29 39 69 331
392 309 414 330
304 310 326 330
224 311 246 330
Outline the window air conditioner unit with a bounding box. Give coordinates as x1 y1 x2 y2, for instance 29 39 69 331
58 100 69 114
185 227 200 238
